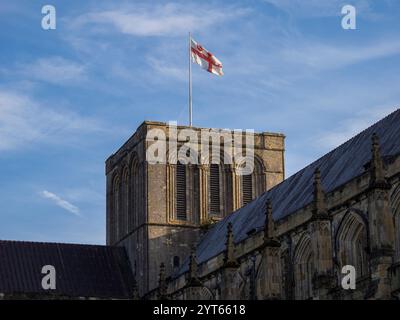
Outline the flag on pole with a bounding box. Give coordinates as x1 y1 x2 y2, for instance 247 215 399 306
190 38 223 76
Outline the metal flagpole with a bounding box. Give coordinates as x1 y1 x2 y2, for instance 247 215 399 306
189 32 193 127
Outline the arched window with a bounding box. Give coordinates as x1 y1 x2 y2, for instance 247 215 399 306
209 164 221 215
120 167 129 238
391 184 400 262
112 176 120 243
130 158 139 231
336 212 368 279
253 156 266 197
294 235 313 299
239 156 265 207
176 162 187 220
137 162 145 226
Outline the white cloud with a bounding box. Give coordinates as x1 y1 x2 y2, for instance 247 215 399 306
0 90 105 151
139 20 400 87
146 56 186 81
70 3 248 37
263 0 373 18
317 105 399 149
15 57 86 85
281 39 400 72
40 190 80 216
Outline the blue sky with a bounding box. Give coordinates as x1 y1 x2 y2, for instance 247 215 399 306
0 0 399 244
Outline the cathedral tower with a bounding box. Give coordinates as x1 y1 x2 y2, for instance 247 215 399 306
105 121 285 296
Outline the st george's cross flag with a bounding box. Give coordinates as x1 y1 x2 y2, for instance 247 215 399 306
190 38 223 76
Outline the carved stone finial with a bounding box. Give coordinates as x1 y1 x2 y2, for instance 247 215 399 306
224 222 238 267
313 167 328 217
262 199 280 248
187 251 202 287
370 133 388 188
188 251 197 280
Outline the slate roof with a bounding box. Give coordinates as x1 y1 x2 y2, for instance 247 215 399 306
0 240 134 299
179 108 400 274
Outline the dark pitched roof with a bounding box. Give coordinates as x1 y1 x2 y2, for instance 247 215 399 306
179 108 400 274
0 240 134 299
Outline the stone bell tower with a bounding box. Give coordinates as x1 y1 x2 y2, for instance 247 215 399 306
105 120 285 296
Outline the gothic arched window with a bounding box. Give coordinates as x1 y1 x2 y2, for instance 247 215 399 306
112 175 120 243
239 155 265 207
294 235 313 300
336 212 369 279
391 184 400 262
130 158 139 231
120 167 129 238
253 156 266 197
176 162 187 220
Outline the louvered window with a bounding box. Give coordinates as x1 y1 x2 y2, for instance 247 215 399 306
242 174 253 205
176 162 187 220
209 164 220 215
193 166 200 219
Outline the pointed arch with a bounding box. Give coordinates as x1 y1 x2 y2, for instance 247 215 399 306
111 173 120 244
253 155 266 197
391 183 400 262
130 154 140 231
293 234 313 300
335 210 369 279
120 166 130 238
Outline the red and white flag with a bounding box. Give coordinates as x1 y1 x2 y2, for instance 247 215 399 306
191 38 223 76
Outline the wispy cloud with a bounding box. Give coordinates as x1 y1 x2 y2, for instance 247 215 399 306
13 57 86 85
263 0 374 18
70 3 249 37
317 105 399 149
40 190 80 216
281 39 400 72
0 90 106 151
219 36 400 89
146 56 186 81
